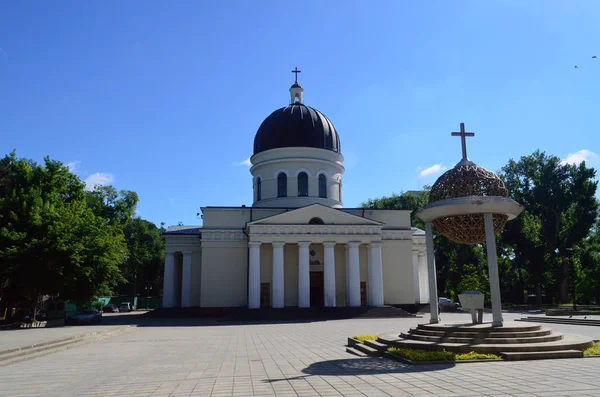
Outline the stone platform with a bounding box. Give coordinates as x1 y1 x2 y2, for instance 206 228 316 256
375 321 594 361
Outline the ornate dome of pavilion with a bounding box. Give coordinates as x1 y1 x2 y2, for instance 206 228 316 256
428 124 509 244
252 68 341 156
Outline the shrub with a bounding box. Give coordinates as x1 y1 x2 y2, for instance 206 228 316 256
387 347 455 361
353 335 379 342
584 341 600 356
454 351 500 360
387 347 500 362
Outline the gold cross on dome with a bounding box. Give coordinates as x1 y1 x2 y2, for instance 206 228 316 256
291 67 301 83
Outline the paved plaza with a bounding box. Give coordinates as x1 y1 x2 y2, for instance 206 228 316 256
0 312 599 397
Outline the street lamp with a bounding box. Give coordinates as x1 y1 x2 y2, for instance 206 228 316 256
144 284 152 311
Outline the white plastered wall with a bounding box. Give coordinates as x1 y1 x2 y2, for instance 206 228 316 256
381 240 415 304
199 241 248 307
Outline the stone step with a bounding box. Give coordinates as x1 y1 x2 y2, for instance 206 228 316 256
345 346 367 357
0 336 86 363
500 350 584 361
409 327 552 338
364 339 389 352
400 332 564 345
353 343 381 357
417 321 542 333
517 317 600 327
385 334 593 354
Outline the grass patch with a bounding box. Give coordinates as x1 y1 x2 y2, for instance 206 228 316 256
353 335 379 342
584 341 600 356
387 347 500 362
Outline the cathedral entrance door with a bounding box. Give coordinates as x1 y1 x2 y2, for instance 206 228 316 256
310 271 324 307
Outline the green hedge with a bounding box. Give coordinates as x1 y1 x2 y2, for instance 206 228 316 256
387 347 500 362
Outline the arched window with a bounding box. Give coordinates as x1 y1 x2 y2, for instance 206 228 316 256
277 173 287 197
309 217 325 225
318 174 327 198
297 172 308 197
256 177 262 201
339 179 342 202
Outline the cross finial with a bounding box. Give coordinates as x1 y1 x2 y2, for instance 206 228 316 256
451 123 475 160
291 67 301 83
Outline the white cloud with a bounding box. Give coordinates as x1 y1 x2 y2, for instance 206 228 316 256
417 164 447 177
84 172 114 191
66 161 81 173
560 150 599 166
233 157 252 167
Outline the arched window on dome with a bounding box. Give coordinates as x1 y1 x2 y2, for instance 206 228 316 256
339 179 342 202
277 173 287 197
318 174 327 198
256 177 262 201
297 172 308 197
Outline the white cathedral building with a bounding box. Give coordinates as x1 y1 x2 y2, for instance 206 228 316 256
162 73 430 310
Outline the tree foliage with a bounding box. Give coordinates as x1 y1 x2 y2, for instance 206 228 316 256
0 152 127 309
0 151 165 317
499 150 598 303
121 218 165 295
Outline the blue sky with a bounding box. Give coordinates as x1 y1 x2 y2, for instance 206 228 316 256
1 1 599 228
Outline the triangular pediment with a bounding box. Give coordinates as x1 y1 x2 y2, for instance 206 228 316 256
248 204 383 226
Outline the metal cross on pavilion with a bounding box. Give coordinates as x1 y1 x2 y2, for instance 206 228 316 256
291 67 301 83
451 123 475 160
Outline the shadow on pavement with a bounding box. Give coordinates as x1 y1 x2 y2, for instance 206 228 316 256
93 307 421 328
264 357 453 382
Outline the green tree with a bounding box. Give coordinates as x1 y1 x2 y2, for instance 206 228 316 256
85 185 138 228
362 189 430 229
0 152 127 315
499 150 598 304
121 218 165 295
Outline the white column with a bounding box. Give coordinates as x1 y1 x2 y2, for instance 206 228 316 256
323 242 336 307
368 242 384 307
425 223 440 323
347 242 361 307
272 242 285 308
412 250 421 304
162 251 176 308
248 242 262 309
181 251 193 308
418 252 429 303
367 245 372 305
345 245 350 306
484 213 504 326
298 242 310 308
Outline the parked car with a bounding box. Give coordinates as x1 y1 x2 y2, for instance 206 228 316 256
67 309 102 325
119 302 133 312
439 297 461 312
103 304 119 313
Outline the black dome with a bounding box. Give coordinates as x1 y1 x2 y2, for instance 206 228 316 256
253 103 341 156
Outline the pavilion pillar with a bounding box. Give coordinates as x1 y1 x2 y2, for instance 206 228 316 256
298 242 310 308
418 252 429 303
323 242 336 307
412 250 421 304
181 251 193 308
484 213 503 326
347 241 361 307
425 223 440 323
272 242 285 308
368 242 384 307
248 242 262 309
162 251 176 308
